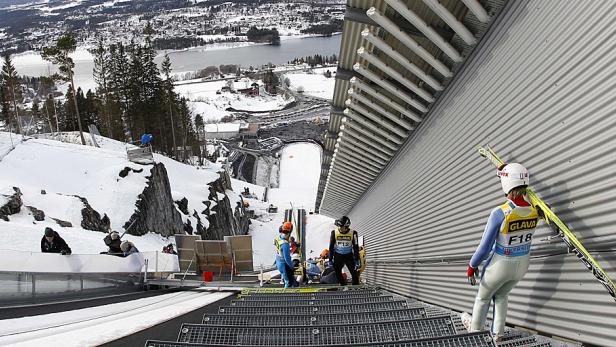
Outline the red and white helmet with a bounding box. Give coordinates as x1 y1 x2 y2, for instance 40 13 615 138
497 163 529 195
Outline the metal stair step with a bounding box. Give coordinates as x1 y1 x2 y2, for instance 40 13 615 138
177 316 458 346
229 295 397 306
217 300 421 315
202 308 428 325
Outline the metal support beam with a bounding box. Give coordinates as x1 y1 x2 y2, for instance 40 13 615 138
336 67 361 81
320 194 357 209
357 47 435 102
336 135 391 163
336 144 388 167
325 130 340 139
330 153 379 177
349 77 423 123
326 175 369 194
343 108 406 141
361 29 443 90
354 63 428 113
367 7 453 77
325 177 367 194
422 0 477 45
461 0 490 23
385 0 463 62
347 89 414 131
332 152 381 176
344 6 452 38
339 128 396 157
326 177 368 196
340 121 400 151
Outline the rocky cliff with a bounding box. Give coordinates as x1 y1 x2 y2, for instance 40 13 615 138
199 171 251 240
123 163 184 236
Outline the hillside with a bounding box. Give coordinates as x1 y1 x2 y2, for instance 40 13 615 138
0 132 334 269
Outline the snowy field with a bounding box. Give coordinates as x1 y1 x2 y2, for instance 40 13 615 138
284 67 337 101
0 291 232 347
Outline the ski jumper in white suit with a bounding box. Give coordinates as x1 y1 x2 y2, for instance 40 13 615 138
469 196 538 335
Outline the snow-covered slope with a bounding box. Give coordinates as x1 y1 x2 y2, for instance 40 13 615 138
0 131 260 256
0 132 334 271
268 142 322 210
0 132 149 231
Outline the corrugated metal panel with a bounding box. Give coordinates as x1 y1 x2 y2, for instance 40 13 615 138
349 0 616 345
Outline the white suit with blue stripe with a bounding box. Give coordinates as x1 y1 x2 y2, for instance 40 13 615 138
469 198 539 335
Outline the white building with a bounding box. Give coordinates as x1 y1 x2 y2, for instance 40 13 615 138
203 123 241 139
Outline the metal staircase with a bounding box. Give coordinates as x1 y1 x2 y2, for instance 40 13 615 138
144 287 559 347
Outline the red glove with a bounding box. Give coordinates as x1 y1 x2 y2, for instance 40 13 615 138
467 266 478 286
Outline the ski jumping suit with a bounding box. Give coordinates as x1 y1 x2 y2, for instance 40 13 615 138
470 199 538 335
329 228 360 286
275 235 297 288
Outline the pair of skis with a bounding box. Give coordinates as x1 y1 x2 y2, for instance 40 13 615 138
477 145 615 302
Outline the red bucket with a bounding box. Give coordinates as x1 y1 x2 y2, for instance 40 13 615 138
203 272 214 282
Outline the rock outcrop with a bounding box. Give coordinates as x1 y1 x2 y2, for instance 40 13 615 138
26 206 45 221
74 196 111 232
0 187 23 221
198 171 251 240
52 218 73 227
175 197 189 215
124 163 184 237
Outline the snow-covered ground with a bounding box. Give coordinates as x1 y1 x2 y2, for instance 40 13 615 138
175 77 295 118
284 67 337 101
0 291 232 347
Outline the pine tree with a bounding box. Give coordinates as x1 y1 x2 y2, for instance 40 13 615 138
93 39 113 138
42 94 54 133
42 33 86 145
109 43 130 139
1 54 23 135
0 72 11 130
161 53 177 158
194 113 204 163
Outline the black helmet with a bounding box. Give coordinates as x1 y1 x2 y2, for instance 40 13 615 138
44 227 55 237
335 216 351 228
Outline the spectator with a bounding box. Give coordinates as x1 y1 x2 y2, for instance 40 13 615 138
319 248 329 259
140 133 153 147
162 243 177 255
289 236 300 254
120 241 139 257
103 231 123 256
41 227 72 255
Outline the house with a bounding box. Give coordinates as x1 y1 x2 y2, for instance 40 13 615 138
237 86 259 96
